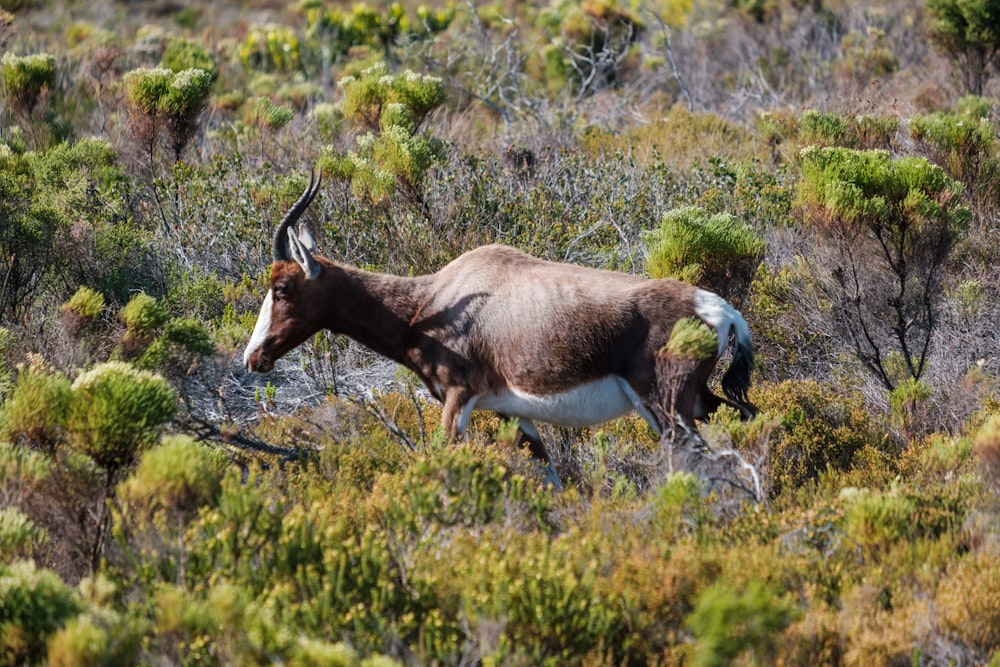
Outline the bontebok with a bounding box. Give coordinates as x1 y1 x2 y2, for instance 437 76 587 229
244 170 757 485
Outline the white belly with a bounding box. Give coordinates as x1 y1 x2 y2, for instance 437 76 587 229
477 376 636 428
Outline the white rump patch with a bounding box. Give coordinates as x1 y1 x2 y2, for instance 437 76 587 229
693 289 735 358
243 290 273 368
477 376 657 431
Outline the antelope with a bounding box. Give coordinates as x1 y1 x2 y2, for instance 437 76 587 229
243 170 756 485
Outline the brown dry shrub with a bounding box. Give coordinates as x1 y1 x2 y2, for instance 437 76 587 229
974 413 1000 495
935 551 1000 655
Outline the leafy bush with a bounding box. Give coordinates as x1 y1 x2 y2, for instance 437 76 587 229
46 610 147 667
60 286 105 338
686 579 799 667
926 0 1000 94
665 316 719 361
123 67 214 161
0 364 72 451
329 63 446 208
66 361 177 473
909 110 998 205
118 435 225 522
0 506 41 559
644 205 766 306
160 36 217 81
753 380 890 497
935 550 1000 654
796 146 970 389
238 24 301 73
0 559 82 666
2 52 56 118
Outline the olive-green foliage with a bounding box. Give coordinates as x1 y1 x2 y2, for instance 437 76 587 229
123 67 213 159
247 95 294 131
974 412 1000 492
643 205 766 305
119 292 168 337
304 1 454 66
60 286 105 337
753 380 890 497
61 286 104 321
798 109 899 150
118 435 225 521
686 579 799 667
934 551 1000 654
46 609 147 667
797 146 970 388
909 110 999 202
0 364 72 451
0 506 40 558
331 63 446 206
160 37 217 81
926 0 1000 95
339 62 445 131
665 316 719 361
238 24 301 73
2 52 56 116
0 559 82 666
67 361 177 473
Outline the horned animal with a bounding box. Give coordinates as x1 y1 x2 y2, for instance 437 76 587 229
244 170 756 485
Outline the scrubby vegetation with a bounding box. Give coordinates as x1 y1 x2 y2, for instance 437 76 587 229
2 0 1000 663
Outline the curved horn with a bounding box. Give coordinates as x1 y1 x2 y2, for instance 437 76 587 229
272 167 323 262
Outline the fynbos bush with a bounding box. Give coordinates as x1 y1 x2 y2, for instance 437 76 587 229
67 361 176 473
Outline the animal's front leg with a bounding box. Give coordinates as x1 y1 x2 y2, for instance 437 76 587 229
440 387 480 441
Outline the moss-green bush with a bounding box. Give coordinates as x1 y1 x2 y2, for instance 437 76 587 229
46 610 147 667
0 364 72 451
686 579 799 667
753 380 891 497
118 435 225 522
2 52 56 117
0 559 82 666
66 361 177 473
665 316 719 361
644 205 766 305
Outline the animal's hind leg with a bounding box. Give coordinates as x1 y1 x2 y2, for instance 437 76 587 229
695 387 756 421
495 413 562 489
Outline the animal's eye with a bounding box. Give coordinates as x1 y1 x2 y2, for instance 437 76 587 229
273 283 289 300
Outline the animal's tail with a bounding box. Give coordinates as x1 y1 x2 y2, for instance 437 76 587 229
694 290 756 415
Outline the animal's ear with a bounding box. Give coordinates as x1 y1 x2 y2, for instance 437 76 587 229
287 227 320 280
297 225 318 253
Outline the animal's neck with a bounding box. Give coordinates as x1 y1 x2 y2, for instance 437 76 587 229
320 261 428 366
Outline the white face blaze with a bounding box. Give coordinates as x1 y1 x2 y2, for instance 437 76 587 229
243 290 274 369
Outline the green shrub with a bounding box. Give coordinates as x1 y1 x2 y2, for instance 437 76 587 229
0 364 72 451
665 316 719 361
2 52 56 117
974 413 1000 493
160 36 217 80
118 435 226 522
0 559 82 666
238 24 301 73
935 551 1000 653
686 579 799 667
643 205 766 306
796 146 970 389
247 95 294 131
0 506 41 559
909 110 998 198
60 286 105 337
67 361 177 473
119 291 168 341
753 380 889 497
330 63 446 207
798 109 899 150
46 611 147 667
926 0 1000 95
123 66 214 160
